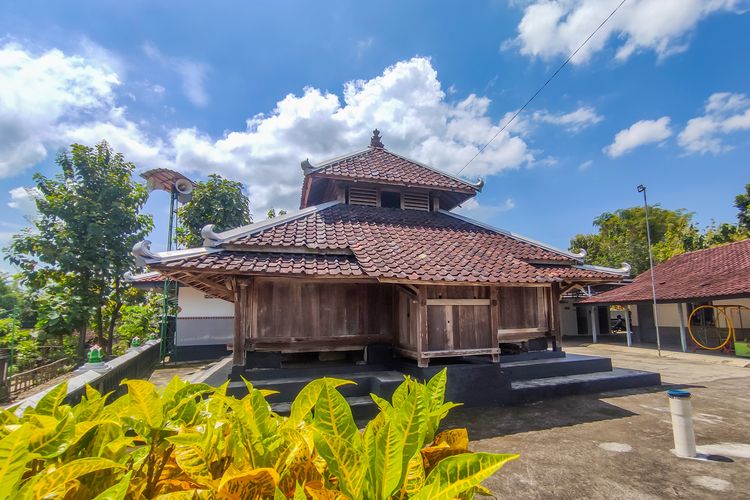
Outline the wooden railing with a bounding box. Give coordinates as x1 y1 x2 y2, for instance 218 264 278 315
8 358 72 396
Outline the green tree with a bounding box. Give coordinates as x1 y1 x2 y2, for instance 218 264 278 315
176 174 252 247
735 183 750 231
569 206 698 275
266 208 288 219
6 142 152 357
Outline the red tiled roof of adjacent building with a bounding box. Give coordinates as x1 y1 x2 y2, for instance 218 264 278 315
152 204 626 285
581 238 750 304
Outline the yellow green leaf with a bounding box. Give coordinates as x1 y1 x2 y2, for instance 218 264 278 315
91 471 131 500
399 450 426 496
413 452 518 500
31 457 125 499
288 378 354 427
312 429 365 499
33 381 68 417
121 379 163 430
175 445 213 486
0 425 34 500
28 413 75 458
433 428 469 450
218 467 279 500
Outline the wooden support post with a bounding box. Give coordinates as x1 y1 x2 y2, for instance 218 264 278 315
416 286 429 368
490 287 500 362
232 278 249 368
549 284 562 351
625 305 633 347
591 306 599 343
677 302 688 353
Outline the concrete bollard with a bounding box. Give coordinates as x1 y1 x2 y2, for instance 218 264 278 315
667 389 697 458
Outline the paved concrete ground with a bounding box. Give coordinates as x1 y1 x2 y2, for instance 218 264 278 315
444 343 750 499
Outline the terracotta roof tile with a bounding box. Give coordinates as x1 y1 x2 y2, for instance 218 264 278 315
308 147 476 192
201 204 619 284
159 252 363 277
581 239 750 303
533 265 625 281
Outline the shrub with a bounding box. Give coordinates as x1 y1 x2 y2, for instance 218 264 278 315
0 369 517 499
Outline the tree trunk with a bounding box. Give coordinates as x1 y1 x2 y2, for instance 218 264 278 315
106 278 123 356
78 318 88 360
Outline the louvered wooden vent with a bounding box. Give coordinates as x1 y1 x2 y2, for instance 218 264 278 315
402 191 430 211
348 187 378 206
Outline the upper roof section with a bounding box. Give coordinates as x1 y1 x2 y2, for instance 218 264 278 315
299 129 483 210
581 238 750 304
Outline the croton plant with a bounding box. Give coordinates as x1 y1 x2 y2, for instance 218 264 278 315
0 369 517 499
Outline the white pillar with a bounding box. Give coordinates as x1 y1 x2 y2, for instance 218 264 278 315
624 305 633 347
677 303 688 353
591 306 599 343
668 390 696 458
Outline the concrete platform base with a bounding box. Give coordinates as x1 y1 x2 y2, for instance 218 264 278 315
227 351 661 418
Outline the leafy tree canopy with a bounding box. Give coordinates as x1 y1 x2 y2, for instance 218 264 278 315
6 142 153 356
735 183 750 231
176 174 252 247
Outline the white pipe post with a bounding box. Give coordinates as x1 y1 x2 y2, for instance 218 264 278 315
668 389 696 458
625 305 633 347
591 306 599 343
677 303 688 353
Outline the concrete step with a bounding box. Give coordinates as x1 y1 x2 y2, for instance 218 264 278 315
228 370 405 404
501 354 613 381
240 363 389 380
510 368 661 404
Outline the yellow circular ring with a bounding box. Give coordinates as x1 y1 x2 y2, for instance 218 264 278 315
688 305 734 350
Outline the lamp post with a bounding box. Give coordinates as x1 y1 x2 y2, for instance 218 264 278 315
637 184 662 357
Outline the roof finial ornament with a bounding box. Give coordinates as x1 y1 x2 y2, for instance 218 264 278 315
370 129 384 148
301 158 314 174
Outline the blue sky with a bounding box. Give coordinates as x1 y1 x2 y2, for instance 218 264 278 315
1 0 749 272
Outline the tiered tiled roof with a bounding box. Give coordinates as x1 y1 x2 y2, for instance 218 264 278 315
582 238 750 303
150 203 626 284
306 147 477 192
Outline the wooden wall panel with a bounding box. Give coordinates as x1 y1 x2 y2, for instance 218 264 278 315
497 286 552 331
254 279 395 341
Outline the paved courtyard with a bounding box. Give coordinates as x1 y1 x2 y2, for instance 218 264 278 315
446 342 750 499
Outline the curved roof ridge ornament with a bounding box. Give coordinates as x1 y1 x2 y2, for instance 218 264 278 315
469 177 484 191
132 240 158 266
618 262 632 275
571 248 587 259
201 224 222 247
301 158 315 174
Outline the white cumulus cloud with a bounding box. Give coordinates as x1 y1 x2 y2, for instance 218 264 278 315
678 92 750 154
532 105 603 132
7 186 40 220
168 57 534 211
604 116 672 157
0 42 120 178
508 0 747 64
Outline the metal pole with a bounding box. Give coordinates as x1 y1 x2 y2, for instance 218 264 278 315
638 185 662 357
8 308 16 372
159 189 178 361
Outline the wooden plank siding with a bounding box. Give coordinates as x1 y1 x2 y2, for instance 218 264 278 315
251 278 395 351
227 278 557 367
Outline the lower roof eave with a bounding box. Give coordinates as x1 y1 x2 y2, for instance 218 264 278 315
580 291 750 305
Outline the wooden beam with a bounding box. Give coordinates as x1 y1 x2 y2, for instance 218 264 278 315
497 327 547 334
426 298 490 306
422 348 500 358
550 282 562 351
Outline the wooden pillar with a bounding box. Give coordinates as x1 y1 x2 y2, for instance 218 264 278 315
416 286 429 368
591 306 599 343
549 283 562 351
490 287 500 362
624 305 633 347
677 303 688 353
232 278 249 368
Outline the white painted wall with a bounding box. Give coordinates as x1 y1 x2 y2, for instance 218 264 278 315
629 298 750 328
559 299 579 336
177 287 234 318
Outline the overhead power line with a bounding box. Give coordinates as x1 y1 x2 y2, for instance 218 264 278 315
457 0 628 175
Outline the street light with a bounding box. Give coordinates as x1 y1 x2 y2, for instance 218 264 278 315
638 184 662 357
